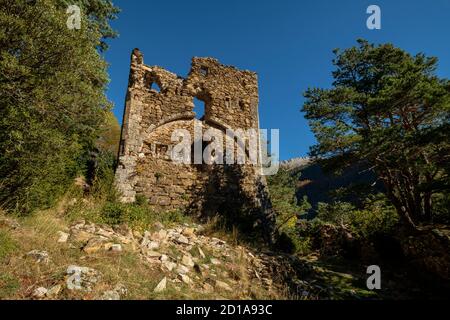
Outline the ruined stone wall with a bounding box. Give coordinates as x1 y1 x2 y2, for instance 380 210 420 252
115 49 274 238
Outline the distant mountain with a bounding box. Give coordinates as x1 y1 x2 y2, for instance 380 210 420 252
282 158 382 217
280 157 313 171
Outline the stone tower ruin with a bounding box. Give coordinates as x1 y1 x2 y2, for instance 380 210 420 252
115 49 274 238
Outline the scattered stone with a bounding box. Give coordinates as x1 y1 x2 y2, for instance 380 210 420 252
202 283 214 293
154 277 167 292
114 283 128 296
46 284 62 298
181 254 195 267
144 240 160 250
145 250 162 258
96 228 114 238
195 225 206 235
215 280 232 292
182 228 195 237
176 264 190 274
110 244 122 252
83 223 96 234
210 258 221 265
133 230 143 239
57 231 69 243
151 229 168 242
160 254 169 262
32 287 48 298
71 230 92 243
83 238 108 254
176 235 189 245
162 261 177 272
178 274 191 284
198 247 206 259
66 265 101 291
113 224 133 238
27 250 49 264
100 290 120 300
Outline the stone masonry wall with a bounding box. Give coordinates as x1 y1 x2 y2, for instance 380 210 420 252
115 49 274 239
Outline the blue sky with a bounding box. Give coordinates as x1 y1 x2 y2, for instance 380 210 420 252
104 0 450 160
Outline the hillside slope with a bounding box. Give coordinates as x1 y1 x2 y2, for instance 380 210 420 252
0 199 387 300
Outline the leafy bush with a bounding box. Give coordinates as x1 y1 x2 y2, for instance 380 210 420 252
315 194 399 239
91 200 190 231
268 168 312 253
89 150 119 202
432 192 450 224
0 0 119 214
277 228 312 254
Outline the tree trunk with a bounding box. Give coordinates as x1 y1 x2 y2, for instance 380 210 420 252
423 192 432 222
381 176 418 231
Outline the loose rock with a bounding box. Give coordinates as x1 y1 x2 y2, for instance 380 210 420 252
100 290 121 300
181 254 195 267
110 244 122 252
57 231 69 243
32 287 48 298
215 280 232 292
154 277 167 292
46 284 62 298
27 250 49 264
66 265 101 291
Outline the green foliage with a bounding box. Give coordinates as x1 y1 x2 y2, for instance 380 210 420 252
101 201 190 230
57 0 120 51
315 194 399 239
432 191 450 224
0 0 119 213
66 196 191 231
89 150 119 201
302 39 450 227
268 168 312 253
276 227 312 255
96 111 121 156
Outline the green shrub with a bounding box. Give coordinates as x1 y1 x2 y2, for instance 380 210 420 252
268 168 311 253
315 194 398 239
0 0 118 214
277 229 312 254
89 150 120 202
101 201 126 225
433 192 450 224
100 201 191 230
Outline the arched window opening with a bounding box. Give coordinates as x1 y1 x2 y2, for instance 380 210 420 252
149 81 161 93
239 100 245 111
200 66 209 76
193 97 205 120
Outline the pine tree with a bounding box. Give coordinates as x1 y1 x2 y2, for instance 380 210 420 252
302 39 450 229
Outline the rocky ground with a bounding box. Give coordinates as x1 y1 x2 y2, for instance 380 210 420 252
0 208 380 300
0 211 302 300
1 210 447 300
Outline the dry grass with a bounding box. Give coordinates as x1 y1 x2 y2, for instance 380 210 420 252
0 201 284 300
